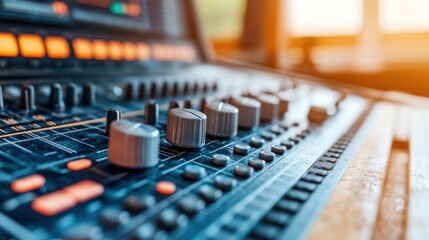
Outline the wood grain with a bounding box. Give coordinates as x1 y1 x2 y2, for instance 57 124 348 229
407 109 429 240
307 103 395 240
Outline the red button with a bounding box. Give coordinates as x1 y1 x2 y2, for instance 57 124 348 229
155 181 176 195
11 174 46 193
32 191 76 216
63 180 104 203
67 158 92 171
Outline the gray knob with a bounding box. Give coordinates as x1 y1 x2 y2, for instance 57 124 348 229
257 94 279 122
230 97 260 129
204 101 238 138
277 90 293 117
308 105 336 124
166 108 206 148
108 120 159 169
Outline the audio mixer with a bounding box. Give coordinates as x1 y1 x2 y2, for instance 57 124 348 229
0 0 377 240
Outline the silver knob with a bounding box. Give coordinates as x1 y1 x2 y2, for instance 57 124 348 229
257 94 279 122
166 108 206 148
230 97 260 129
204 101 238 138
108 120 159 168
308 105 336 123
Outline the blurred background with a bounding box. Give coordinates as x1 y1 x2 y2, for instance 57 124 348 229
195 0 429 97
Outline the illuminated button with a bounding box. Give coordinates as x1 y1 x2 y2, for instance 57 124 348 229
137 42 150 61
125 3 141 17
73 38 92 60
18 34 45 58
45 36 70 59
51 1 69 16
67 158 92 171
0 32 18 57
108 41 123 60
92 40 108 60
11 174 46 193
155 181 176 195
123 42 136 61
32 191 76 216
63 180 104 203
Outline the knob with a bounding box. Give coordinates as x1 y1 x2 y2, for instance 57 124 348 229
65 83 78 107
308 105 335 124
82 83 96 106
169 100 180 110
183 100 193 109
277 90 293 117
145 101 159 125
105 108 122 136
0 86 4 111
124 83 134 101
49 83 65 112
230 97 260 129
204 101 238 138
20 84 36 111
166 108 206 148
108 120 159 168
257 94 279 122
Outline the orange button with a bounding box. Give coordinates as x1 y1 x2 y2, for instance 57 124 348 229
11 174 46 193
155 181 176 195
45 36 70 59
0 32 19 57
18 34 45 58
108 41 123 60
123 42 136 61
67 158 92 171
63 180 104 203
137 42 150 61
32 191 76 216
72 38 92 60
92 40 108 60
52 1 69 16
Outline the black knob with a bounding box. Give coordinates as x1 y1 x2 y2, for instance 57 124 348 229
145 101 159 125
105 108 122 136
124 83 134 101
20 84 36 112
199 98 206 111
184 100 193 109
49 83 65 112
82 83 96 106
0 86 4 111
169 101 180 110
65 83 78 107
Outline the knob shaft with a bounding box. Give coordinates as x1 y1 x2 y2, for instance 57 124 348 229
230 97 260 129
204 101 238 138
257 94 279 122
20 84 36 111
108 120 159 168
145 101 159 125
166 108 206 148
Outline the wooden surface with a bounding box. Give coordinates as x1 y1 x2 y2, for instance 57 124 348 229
307 103 429 240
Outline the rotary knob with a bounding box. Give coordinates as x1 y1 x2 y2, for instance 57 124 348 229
230 97 261 129
108 120 159 168
166 108 206 148
204 101 238 138
257 94 279 122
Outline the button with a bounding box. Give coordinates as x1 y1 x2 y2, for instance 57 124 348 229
137 42 150 61
183 164 207 181
248 158 265 170
250 223 280 240
108 40 123 60
67 158 92 171
250 137 265 148
264 211 291 227
289 137 300 144
269 126 283 135
177 194 206 216
314 161 334 171
18 34 45 58
123 41 137 61
280 140 294 149
294 181 317 192
324 152 341 158
233 164 254 178
124 194 156 214
51 1 69 16
0 32 18 57
155 181 176 195
285 189 310 203
211 154 230 166
198 185 222 203
260 131 275 141
271 145 286 155
32 191 76 216
92 39 108 60
301 174 324 184
72 38 92 60
320 156 337 163
233 144 250 155
259 151 275 162
133 223 167 240
11 174 46 193
214 175 237 191
279 122 290 130
62 223 102 240
309 168 329 177
45 36 70 59
100 207 130 229
63 180 104 203
158 208 188 231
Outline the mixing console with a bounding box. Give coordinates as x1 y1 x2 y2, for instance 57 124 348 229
0 0 378 239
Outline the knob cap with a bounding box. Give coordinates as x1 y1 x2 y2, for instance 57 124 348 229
20 84 36 111
204 101 238 138
108 120 159 168
257 94 279 122
49 83 65 112
230 97 260 129
166 108 206 148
